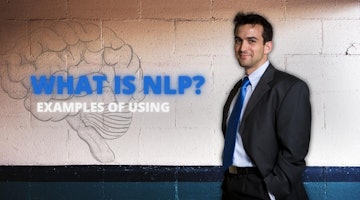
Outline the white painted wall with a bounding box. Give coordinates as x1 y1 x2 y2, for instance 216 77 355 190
0 0 359 166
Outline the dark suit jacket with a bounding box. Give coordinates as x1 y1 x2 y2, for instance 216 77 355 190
222 64 311 200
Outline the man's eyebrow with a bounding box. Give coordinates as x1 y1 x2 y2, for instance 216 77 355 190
234 36 258 40
246 36 258 40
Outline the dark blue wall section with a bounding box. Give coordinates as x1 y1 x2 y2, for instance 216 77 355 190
1 166 360 200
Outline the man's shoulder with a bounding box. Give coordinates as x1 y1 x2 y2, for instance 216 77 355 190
269 65 309 89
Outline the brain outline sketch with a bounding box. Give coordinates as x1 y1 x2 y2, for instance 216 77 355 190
0 21 145 163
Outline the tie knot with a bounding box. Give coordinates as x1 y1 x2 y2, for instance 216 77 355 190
242 77 250 87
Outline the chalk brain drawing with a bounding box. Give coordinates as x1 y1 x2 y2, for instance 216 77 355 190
0 21 144 163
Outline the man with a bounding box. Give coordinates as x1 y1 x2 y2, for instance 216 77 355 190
221 13 311 200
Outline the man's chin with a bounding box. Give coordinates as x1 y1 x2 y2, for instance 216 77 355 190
237 60 250 67
238 62 249 68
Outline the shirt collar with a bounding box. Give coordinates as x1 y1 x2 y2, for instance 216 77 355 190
246 60 270 88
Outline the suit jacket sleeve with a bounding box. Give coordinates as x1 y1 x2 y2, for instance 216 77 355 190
263 79 311 199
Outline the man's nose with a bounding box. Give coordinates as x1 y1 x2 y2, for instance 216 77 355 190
239 42 247 52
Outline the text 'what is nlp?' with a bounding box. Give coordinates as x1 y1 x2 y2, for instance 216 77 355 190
30 75 206 95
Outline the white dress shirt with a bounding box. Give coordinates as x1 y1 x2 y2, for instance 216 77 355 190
231 60 269 167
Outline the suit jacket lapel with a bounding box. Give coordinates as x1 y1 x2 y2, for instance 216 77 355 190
222 79 242 135
222 64 277 135
241 64 276 125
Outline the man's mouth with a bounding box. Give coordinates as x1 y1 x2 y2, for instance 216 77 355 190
240 54 251 59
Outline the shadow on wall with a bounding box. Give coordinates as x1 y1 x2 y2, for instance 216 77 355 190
0 21 145 163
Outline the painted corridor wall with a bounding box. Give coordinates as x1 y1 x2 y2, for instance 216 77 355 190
0 0 360 199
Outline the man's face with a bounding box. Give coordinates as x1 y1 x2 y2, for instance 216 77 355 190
234 24 272 74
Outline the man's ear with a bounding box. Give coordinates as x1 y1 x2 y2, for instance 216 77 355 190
264 41 273 55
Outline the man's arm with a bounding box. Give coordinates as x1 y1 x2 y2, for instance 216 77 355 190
264 80 311 199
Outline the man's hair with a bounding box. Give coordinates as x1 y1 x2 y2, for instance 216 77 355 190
233 12 273 44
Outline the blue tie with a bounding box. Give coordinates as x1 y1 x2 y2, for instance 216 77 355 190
223 77 251 170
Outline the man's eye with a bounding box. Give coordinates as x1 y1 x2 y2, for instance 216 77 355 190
249 40 256 44
235 38 242 44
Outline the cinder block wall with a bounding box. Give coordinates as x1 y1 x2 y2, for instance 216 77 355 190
0 0 359 166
